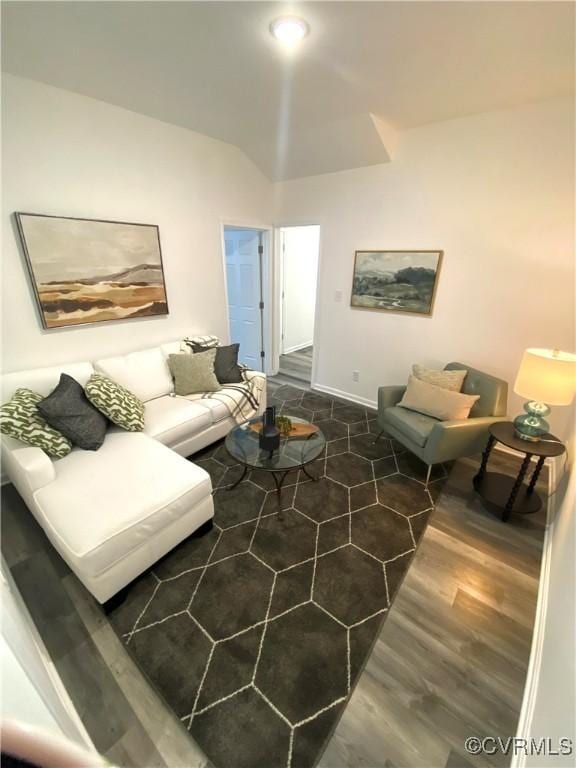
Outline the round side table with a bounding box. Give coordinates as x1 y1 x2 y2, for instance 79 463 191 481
473 421 565 522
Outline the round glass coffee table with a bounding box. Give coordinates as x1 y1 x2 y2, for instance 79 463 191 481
225 416 326 504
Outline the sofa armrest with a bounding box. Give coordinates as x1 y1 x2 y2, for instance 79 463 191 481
378 386 406 413
423 416 507 465
1 437 56 495
242 368 265 383
240 368 267 415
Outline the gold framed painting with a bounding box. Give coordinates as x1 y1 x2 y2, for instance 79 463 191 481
15 212 169 329
351 250 443 316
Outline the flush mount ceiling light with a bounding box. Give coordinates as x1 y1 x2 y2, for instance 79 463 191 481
270 16 309 46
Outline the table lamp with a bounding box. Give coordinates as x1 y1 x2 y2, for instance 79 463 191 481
513 348 576 441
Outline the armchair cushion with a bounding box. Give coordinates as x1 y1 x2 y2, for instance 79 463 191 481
384 406 438 448
399 376 480 421
413 364 467 392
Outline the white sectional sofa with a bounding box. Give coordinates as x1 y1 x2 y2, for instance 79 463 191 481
1 340 266 604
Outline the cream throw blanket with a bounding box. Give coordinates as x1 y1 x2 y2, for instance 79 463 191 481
175 337 265 424
183 368 266 424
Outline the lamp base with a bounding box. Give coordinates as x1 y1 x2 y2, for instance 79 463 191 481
513 401 550 442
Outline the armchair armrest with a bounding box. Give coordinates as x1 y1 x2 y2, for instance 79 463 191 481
1 437 56 496
378 385 406 413
423 416 507 465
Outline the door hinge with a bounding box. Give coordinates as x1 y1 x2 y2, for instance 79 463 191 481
258 244 264 255
259 301 264 310
260 350 265 358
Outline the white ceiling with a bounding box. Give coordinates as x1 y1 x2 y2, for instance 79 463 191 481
2 1 574 181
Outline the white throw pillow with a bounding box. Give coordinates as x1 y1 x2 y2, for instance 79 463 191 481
412 364 467 392
399 375 479 421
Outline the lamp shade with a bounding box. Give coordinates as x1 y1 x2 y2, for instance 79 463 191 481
514 348 576 405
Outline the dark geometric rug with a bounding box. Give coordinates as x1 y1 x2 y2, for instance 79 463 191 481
109 382 447 768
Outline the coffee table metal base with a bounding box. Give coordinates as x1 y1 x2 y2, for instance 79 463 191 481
227 463 318 506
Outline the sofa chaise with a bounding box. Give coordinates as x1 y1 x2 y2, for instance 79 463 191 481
1 339 266 604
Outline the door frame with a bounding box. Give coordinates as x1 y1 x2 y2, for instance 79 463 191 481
274 222 323 386
219 219 274 375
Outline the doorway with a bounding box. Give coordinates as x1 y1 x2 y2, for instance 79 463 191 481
223 226 268 371
278 225 320 385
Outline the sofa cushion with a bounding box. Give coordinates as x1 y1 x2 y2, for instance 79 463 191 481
184 395 230 424
384 405 438 448
1 388 73 458
34 431 212 578
95 347 173 402
37 374 108 451
1 362 94 402
161 340 192 358
144 396 212 445
85 374 145 432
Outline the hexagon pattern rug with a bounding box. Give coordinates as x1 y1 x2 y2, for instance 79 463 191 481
109 382 447 768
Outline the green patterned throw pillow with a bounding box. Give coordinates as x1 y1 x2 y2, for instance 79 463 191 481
85 374 145 432
0 388 72 458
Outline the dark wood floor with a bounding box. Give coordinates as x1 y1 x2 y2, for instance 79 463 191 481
278 345 313 384
1 424 546 768
319 451 547 768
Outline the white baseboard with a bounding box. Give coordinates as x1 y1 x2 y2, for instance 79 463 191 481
282 342 314 355
311 382 377 410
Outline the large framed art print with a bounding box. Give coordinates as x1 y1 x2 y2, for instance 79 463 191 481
351 250 443 316
15 213 169 329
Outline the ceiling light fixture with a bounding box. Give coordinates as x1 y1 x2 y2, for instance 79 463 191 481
270 16 309 46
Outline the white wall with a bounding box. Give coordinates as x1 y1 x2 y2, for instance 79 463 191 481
273 99 575 437
282 225 319 353
1 75 272 372
2 79 574 440
1 567 92 748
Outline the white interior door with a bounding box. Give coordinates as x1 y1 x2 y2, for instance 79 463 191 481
224 228 263 370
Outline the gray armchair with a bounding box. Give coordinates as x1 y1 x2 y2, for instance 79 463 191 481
377 362 508 485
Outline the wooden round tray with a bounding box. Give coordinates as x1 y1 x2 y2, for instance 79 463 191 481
249 422 319 439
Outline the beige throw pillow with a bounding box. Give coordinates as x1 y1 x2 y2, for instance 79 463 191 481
168 350 220 396
412 364 467 392
399 375 479 421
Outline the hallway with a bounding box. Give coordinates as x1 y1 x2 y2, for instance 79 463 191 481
278 345 313 384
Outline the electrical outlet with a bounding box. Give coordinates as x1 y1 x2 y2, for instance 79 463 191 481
334 289 343 303
352 370 360 382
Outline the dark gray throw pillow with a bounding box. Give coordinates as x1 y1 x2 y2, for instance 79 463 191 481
38 374 108 450
190 342 243 384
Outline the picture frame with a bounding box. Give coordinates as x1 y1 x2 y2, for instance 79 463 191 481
15 212 169 329
350 250 443 316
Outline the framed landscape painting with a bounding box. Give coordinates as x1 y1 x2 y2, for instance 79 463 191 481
351 250 443 315
15 213 169 329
